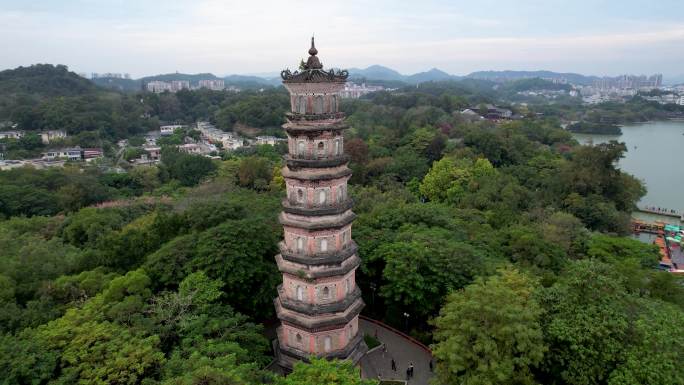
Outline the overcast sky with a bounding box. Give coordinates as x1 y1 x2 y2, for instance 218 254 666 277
2 0 683 80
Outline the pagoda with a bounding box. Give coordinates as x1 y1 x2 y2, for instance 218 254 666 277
273 38 367 370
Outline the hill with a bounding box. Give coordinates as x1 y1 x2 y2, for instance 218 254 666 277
466 70 597 85
348 65 405 81
501 78 573 93
0 64 97 97
349 65 461 85
91 77 142 92
406 68 460 83
223 74 280 88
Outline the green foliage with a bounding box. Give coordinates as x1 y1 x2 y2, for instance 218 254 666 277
586 233 660 267
191 218 280 319
419 157 495 203
539 260 632 384
363 333 381 349
378 226 484 319
237 156 273 190
432 269 546 385
161 147 217 186
0 330 59 385
0 166 125 217
213 89 288 129
277 358 377 385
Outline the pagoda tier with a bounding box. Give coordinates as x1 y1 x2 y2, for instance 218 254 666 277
273 38 367 370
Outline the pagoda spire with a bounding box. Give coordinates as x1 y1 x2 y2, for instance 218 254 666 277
304 36 323 70
309 36 318 56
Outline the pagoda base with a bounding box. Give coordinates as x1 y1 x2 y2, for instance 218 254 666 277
272 333 368 371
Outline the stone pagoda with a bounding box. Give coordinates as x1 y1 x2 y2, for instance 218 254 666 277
273 38 367 370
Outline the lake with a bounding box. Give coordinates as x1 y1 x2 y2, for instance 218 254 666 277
572 120 684 212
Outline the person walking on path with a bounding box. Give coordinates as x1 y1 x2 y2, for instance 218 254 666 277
406 367 411 380
391 358 396 372
409 362 414 378
429 360 433 372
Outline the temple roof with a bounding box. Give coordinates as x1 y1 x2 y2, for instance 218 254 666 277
281 37 349 83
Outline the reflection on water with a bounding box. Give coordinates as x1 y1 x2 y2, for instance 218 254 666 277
573 120 684 211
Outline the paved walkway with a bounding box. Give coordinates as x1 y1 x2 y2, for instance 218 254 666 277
359 317 434 385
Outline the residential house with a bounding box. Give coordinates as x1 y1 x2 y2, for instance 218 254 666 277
42 147 83 161
83 148 103 161
0 130 24 140
160 125 184 136
255 136 282 146
143 146 161 160
178 143 217 156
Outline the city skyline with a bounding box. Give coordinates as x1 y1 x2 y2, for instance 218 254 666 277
2 0 684 80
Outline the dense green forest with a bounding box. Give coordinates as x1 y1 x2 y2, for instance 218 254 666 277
1 65 684 385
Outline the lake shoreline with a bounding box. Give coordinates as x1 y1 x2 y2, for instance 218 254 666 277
572 120 684 211
567 118 684 135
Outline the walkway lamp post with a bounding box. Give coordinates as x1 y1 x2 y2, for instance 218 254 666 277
369 282 377 306
403 312 410 333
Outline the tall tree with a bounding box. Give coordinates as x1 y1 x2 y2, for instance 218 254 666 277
277 358 377 385
432 269 546 385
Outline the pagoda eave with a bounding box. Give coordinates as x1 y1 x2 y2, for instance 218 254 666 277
276 253 361 279
275 296 365 331
279 241 359 266
279 211 356 230
282 166 352 181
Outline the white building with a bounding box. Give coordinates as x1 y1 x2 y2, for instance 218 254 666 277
255 136 283 146
178 143 217 156
146 80 191 93
42 147 83 161
339 83 385 98
146 81 172 93
160 125 184 136
198 79 225 91
170 80 190 92
196 121 245 150
0 130 24 140
40 130 67 144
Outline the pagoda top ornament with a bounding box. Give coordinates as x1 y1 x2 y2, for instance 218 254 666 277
281 37 349 83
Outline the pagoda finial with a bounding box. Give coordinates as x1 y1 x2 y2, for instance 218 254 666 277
304 36 322 69
309 35 318 56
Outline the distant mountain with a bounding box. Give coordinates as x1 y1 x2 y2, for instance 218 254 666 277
465 70 598 85
406 68 460 84
348 65 461 84
0 64 97 97
348 65 406 82
223 74 280 88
